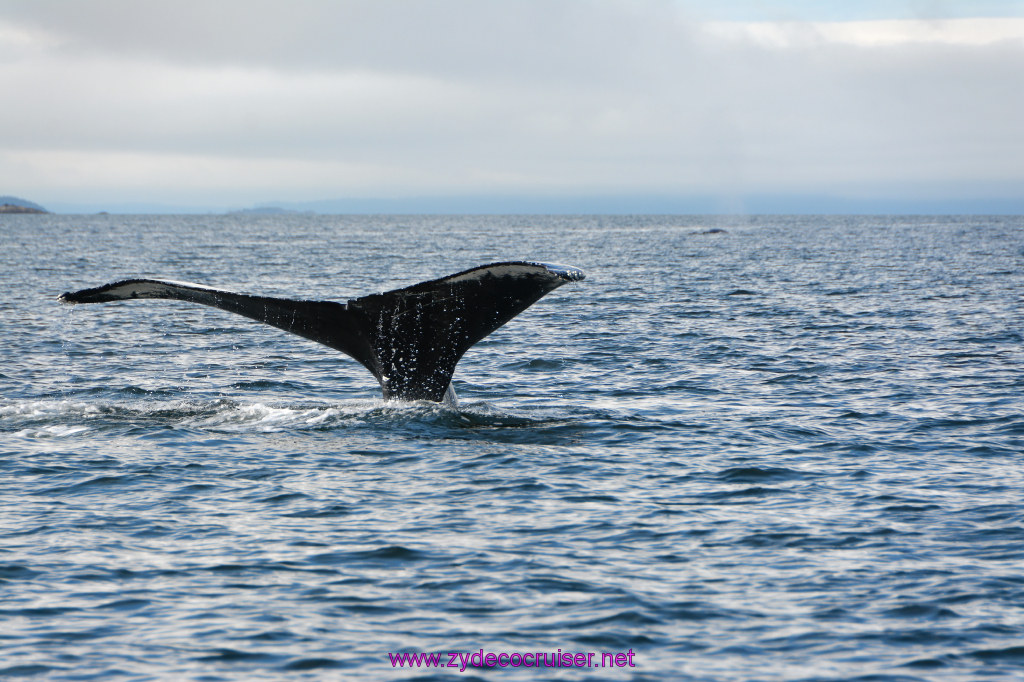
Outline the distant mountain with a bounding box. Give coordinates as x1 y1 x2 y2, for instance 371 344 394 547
228 205 312 215
0 196 48 213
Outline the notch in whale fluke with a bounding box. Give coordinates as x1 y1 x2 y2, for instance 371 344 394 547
58 261 585 402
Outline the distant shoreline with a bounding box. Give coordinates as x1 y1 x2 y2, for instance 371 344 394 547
0 203 48 214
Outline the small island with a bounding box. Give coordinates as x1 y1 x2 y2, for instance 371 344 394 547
0 203 48 214
0 196 49 214
228 205 311 215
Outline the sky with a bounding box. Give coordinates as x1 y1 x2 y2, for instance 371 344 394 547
1 0 1022 213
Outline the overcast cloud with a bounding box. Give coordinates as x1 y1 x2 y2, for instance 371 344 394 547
1 0 1022 211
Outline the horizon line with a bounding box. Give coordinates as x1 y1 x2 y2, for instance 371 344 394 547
10 192 1024 216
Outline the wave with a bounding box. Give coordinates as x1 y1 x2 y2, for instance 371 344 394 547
0 395 568 437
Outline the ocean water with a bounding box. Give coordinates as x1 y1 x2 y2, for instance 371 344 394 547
1 214 1022 680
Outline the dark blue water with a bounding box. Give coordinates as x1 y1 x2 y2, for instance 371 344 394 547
1 214 1022 680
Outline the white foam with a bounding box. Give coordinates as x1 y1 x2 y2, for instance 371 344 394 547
13 424 90 438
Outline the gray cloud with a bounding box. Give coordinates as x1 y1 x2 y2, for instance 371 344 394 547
1 0 1022 208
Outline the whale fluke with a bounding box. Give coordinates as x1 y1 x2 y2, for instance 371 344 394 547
58 261 584 402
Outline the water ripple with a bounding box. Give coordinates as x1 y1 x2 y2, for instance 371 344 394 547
1 215 1023 679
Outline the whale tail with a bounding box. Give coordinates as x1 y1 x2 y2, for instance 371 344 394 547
58 261 584 401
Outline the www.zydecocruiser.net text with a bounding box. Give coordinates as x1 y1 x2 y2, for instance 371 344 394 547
388 648 637 671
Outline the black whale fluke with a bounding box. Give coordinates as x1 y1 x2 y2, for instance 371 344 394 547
58 261 585 402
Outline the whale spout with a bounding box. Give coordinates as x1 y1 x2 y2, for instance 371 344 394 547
58 261 585 402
